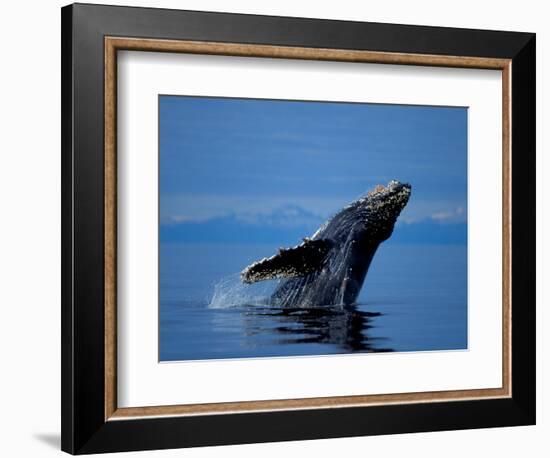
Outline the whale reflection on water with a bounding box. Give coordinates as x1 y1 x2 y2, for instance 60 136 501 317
239 304 392 353
160 244 466 361
205 266 392 354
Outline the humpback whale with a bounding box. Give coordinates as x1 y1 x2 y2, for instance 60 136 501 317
240 180 411 307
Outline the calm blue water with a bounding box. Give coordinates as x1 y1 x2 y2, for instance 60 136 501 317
159 243 467 361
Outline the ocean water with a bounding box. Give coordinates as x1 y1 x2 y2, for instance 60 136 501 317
159 243 467 361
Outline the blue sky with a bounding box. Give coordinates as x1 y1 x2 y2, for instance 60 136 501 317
159 95 467 238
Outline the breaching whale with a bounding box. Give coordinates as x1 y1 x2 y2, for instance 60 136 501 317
240 180 411 307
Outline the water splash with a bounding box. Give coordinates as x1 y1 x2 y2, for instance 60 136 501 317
208 273 278 309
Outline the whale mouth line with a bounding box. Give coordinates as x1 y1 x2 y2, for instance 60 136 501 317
362 180 411 201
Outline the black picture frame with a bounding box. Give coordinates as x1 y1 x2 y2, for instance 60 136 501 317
61 3 535 454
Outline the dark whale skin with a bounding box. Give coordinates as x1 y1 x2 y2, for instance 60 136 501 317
241 180 411 308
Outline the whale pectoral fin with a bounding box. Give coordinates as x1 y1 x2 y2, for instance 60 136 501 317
240 239 334 284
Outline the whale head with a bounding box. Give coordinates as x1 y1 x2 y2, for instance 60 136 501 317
364 180 411 213
350 180 411 243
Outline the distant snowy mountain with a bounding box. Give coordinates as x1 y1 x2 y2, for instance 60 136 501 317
160 206 466 245
391 220 466 245
161 205 323 245
233 204 324 228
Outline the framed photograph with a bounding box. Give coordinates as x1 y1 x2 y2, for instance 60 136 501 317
61 3 536 454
